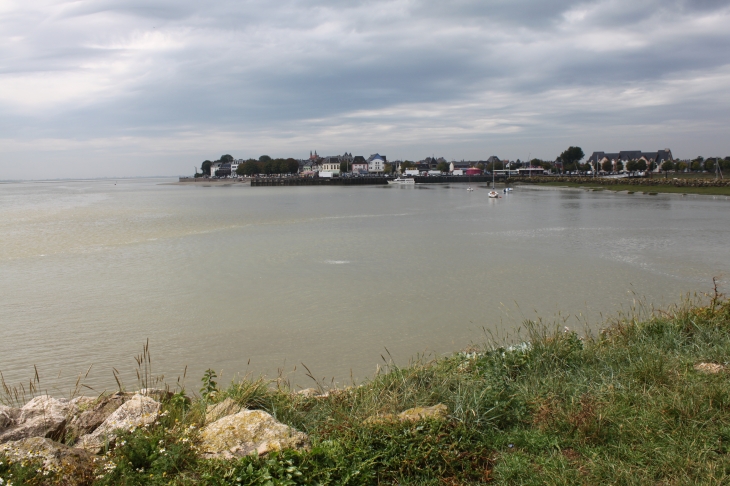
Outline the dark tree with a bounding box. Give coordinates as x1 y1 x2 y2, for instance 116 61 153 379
661 160 674 173
238 159 259 175
436 161 450 172
340 161 349 173
286 158 299 174
601 159 613 172
201 160 212 176
626 160 639 173
559 147 585 169
637 159 647 171
220 154 234 163
259 155 272 163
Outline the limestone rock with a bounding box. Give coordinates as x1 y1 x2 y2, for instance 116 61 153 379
0 437 94 481
365 404 449 425
0 395 70 443
295 388 320 398
694 362 725 374
66 393 129 443
199 409 308 459
206 397 243 423
78 394 160 453
398 403 448 421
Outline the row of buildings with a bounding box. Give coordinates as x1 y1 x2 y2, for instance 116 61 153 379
209 148 677 177
587 149 674 172
300 151 510 175
301 151 387 175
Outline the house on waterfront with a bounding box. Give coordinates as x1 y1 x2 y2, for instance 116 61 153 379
588 149 673 172
321 156 342 174
449 161 472 172
352 156 368 174
367 154 387 173
419 156 447 170
230 159 245 176
210 160 224 176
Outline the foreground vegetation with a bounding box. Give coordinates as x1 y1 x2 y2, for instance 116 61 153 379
4 290 730 484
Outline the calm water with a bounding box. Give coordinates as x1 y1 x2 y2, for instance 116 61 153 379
1 179 729 395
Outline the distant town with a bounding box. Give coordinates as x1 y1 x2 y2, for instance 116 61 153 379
193 147 729 179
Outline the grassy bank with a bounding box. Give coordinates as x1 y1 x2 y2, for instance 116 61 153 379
512 175 730 196
529 180 730 196
528 182 730 196
4 291 730 484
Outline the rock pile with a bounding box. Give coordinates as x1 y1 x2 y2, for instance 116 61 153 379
0 391 309 476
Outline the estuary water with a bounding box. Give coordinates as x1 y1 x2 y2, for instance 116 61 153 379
1 178 729 395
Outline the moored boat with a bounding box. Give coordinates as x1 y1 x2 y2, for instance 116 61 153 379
387 177 415 185
488 190 499 198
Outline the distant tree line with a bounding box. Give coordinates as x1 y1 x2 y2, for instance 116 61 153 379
236 156 299 176
198 155 299 177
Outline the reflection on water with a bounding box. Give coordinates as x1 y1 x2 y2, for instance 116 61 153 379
1 179 729 394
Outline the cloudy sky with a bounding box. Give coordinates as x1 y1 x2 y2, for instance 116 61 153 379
1 0 729 179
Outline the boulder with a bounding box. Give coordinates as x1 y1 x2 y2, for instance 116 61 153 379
66 393 129 443
398 403 448 422
0 437 94 481
199 409 309 459
78 394 160 453
0 395 70 443
365 403 449 425
206 397 243 423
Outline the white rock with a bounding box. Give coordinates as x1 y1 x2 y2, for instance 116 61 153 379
199 409 308 459
78 394 160 453
0 395 70 443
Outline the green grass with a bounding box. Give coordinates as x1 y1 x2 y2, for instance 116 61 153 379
532 181 730 196
4 292 730 484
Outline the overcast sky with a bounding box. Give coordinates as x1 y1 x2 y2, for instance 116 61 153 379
1 0 729 179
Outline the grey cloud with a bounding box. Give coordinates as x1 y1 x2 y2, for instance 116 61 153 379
1 0 729 179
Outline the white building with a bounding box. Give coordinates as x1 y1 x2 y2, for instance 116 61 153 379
230 159 245 176
367 154 386 173
320 156 341 174
210 161 223 176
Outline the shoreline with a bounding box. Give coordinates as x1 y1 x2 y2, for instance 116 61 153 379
3 291 730 483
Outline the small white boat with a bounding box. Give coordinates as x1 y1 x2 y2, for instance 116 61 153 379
387 177 415 185
503 187 513 193
467 187 474 191
488 191 499 198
